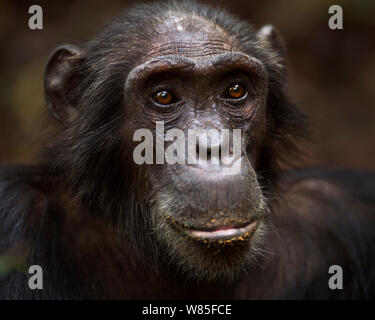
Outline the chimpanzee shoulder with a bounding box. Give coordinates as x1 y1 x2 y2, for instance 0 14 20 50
0 164 81 299
0 164 50 245
282 167 375 203
275 167 375 298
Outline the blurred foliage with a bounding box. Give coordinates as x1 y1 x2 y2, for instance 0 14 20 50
0 254 28 279
0 0 374 168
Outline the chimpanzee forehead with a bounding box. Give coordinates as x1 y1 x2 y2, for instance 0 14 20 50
144 14 238 60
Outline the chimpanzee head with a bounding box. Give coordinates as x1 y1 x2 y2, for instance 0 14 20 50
43 1 306 281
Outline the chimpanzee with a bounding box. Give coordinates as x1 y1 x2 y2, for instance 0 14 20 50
0 0 374 299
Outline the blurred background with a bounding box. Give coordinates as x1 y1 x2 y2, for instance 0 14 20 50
0 0 374 169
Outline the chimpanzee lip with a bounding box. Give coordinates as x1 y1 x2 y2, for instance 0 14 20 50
163 213 258 242
167 218 258 242
185 220 258 242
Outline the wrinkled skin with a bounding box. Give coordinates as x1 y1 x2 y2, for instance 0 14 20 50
122 18 271 278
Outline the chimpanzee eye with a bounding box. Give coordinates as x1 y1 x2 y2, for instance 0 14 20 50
225 83 247 99
152 90 175 105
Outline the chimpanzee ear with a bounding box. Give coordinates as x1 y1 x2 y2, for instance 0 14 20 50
256 25 286 65
44 44 85 126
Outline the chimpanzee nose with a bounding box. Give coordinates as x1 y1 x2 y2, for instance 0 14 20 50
193 128 233 167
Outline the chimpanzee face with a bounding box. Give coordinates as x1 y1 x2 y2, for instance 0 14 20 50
122 16 270 280
44 7 290 281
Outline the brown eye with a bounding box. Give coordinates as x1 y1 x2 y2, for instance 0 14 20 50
153 90 174 105
226 84 246 99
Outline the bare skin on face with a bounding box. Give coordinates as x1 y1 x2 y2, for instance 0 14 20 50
147 15 238 60
118 15 270 280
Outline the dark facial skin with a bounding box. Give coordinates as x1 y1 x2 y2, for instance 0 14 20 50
122 16 270 279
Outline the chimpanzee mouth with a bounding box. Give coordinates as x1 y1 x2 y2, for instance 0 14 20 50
186 221 258 242
167 217 259 243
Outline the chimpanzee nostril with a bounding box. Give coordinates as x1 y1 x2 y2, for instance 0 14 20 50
197 143 218 161
196 144 213 161
194 129 223 165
